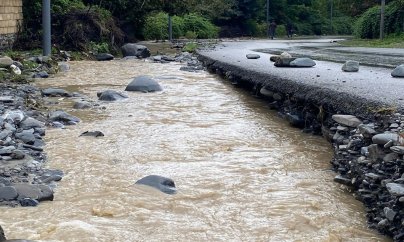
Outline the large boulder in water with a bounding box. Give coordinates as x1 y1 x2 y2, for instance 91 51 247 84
97 90 128 101
121 44 151 58
135 175 176 194
125 76 162 92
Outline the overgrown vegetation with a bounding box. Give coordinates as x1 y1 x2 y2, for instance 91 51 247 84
13 0 404 52
354 1 404 39
143 12 218 40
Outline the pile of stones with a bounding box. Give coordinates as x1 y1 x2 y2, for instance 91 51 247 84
0 83 65 207
326 113 404 240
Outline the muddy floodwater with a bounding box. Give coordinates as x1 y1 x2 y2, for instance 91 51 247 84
0 60 391 241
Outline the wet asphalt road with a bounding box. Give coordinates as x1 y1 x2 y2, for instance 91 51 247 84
198 39 404 114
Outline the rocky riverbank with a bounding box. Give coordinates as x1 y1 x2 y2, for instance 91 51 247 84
197 51 404 240
0 50 85 207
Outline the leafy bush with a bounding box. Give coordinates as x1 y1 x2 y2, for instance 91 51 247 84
255 23 268 37
182 14 219 39
354 1 403 39
185 31 198 39
331 16 354 35
275 24 287 38
143 12 184 40
89 41 110 53
143 12 218 40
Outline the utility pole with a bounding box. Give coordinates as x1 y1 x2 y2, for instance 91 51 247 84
266 0 269 38
380 0 385 39
168 15 173 42
42 0 51 56
330 0 333 34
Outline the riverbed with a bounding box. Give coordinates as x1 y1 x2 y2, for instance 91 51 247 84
0 59 390 241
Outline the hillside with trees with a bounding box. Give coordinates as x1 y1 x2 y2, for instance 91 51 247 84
15 0 404 51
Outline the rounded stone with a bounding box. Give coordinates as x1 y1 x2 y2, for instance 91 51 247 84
0 186 18 201
372 133 399 145
290 57 316 67
246 54 260 59
342 60 360 72
391 64 404 78
125 76 162 92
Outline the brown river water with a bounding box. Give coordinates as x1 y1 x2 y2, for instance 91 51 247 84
0 59 390 241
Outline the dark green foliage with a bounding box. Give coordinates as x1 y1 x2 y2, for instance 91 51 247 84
183 14 219 39
143 12 218 40
143 12 184 40
16 0 123 51
354 1 403 39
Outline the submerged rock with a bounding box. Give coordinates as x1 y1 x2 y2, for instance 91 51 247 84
41 88 71 97
96 53 114 61
97 90 128 101
135 175 176 194
48 110 80 124
79 131 104 137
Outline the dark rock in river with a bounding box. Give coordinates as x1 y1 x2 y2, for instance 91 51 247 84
286 113 305 128
97 90 128 101
95 53 114 61
161 55 175 62
33 71 49 78
41 88 71 97
19 198 39 207
121 43 151 58
79 131 104 137
135 175 177 194
48 110 80 124
58 62 70 72
14 184 54 202
73 101 92 109
125 76 162 92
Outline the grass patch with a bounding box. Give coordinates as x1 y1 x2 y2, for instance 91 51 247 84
340 34 404 48
182 42 198 53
